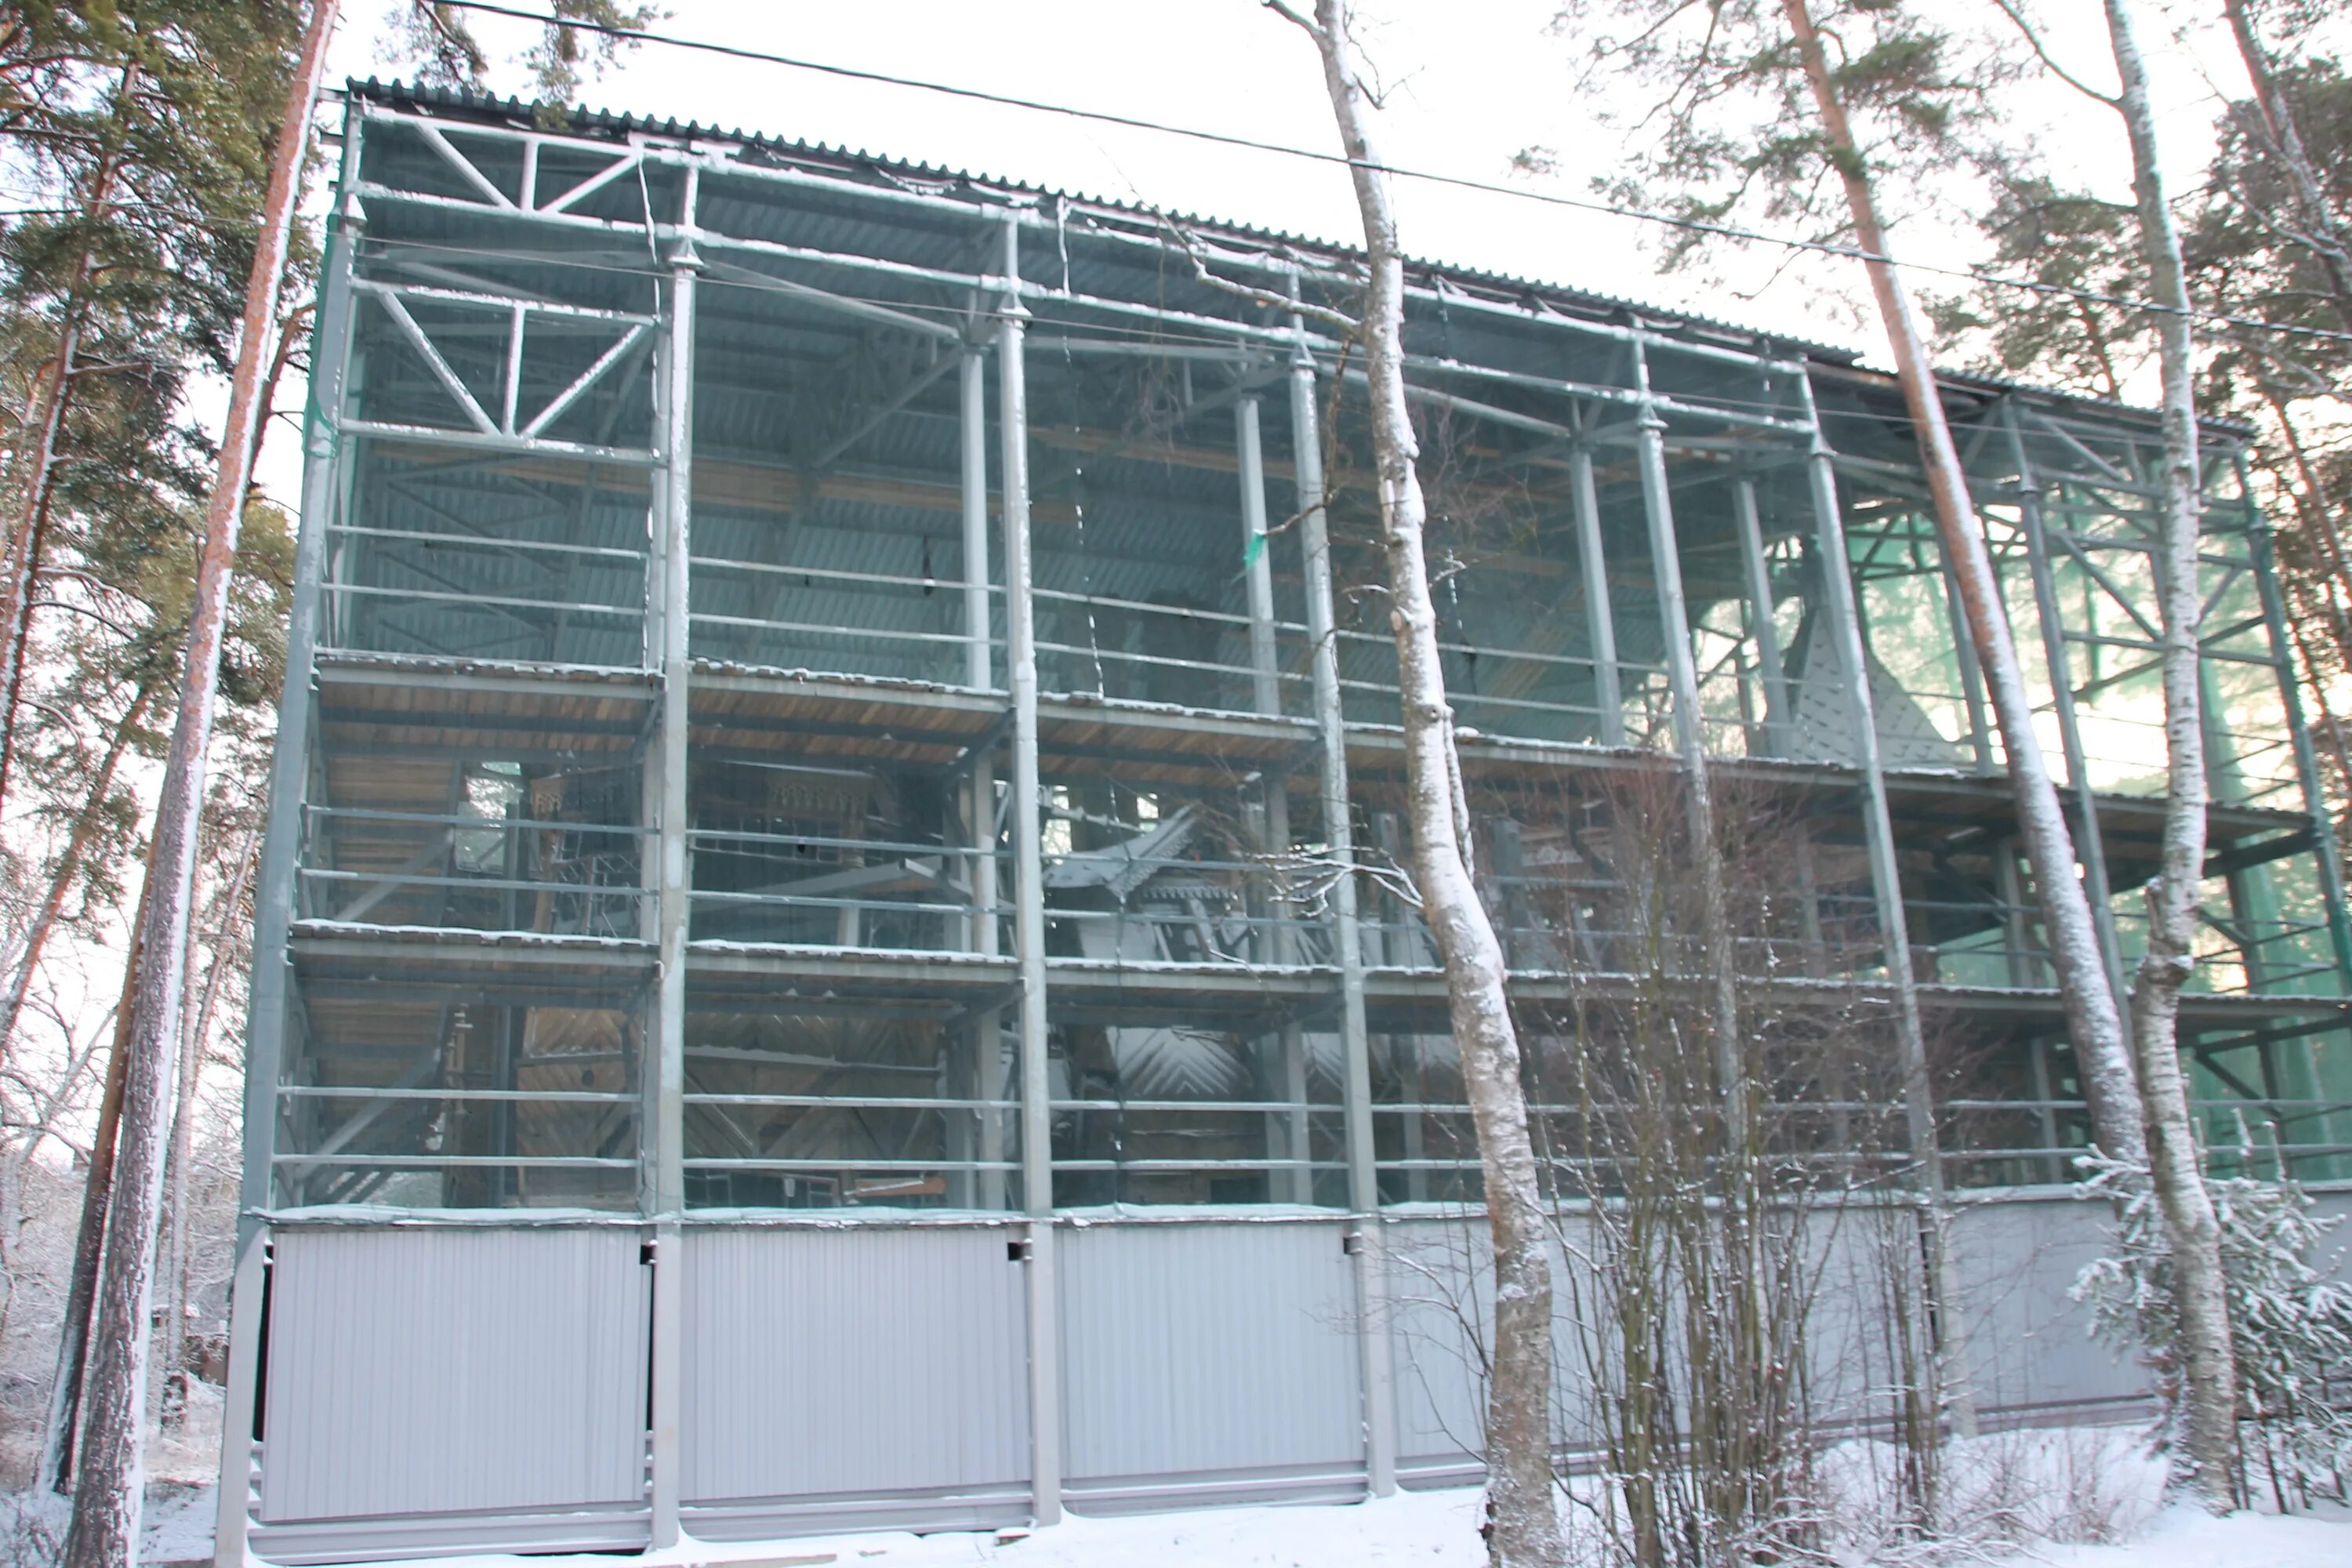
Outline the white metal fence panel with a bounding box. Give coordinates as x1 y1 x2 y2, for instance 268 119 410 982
679 1225 1029 1524
1947 1196 2143 1420
1385 1219 1489 1477
2309 1189 2352 1282
1058 1221 1364 1503
258 1225 648 1524
1385 1218 1607 1479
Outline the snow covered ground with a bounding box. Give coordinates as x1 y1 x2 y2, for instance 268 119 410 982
753 1497 2346 1567
191 1484 2346 1568
5 1427 2343 1568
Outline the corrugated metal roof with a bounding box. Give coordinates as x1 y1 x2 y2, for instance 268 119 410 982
338 77 1861 366
338 78 2253 441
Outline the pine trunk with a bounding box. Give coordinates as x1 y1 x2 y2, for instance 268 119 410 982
60 5 339 1562
2102 0 2241 1511
160 832 253 1427
0 56 140 805
1 687 157 1065
39 877 147 1496
2222 0 2352 333
1289 5 1563 1562
1780 0 2147 1167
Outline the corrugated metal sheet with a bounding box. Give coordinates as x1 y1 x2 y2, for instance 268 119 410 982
258 1226 648 1523
1058 1221 1363 1489
1948 1196 2147 1419
1385 1219 1605 1475
1385 1219 1490 1474
2311 1192 2352 1283
679 1225 1029 1505
1391 1199 2153 1483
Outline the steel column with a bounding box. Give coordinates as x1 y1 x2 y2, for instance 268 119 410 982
997 216 1062 1526
1631 381 1705 758
1797 376 1940 1173
1799 368 1971 1434
1239 395 1283 717
216 108 366 1568
1732 477 1789 755
960 339 1010 1207
646 184 700 1548
1942 554 1997 774
1237 390 1311 1197
2240 452 2352 990
2004 401 2129 999
964 346 993 692
1291 314 1395 1496
1630 342 1743 1122
1570 447 1624 747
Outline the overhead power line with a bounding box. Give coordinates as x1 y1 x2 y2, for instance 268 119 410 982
437 0 2352 350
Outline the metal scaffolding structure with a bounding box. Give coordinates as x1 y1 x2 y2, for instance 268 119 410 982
217 82 2352 1564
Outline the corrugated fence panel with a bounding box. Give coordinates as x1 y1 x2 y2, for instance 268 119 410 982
679 1225 1029 1530
2309 1190 2352 1283
1385 1220 1487 1477
1058 1221 1363 1504
1949 1196 2144 1420
259 1226 648 1524
1386 1218 1632 1480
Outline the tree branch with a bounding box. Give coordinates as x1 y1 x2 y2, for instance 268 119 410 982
1986 0 2121 107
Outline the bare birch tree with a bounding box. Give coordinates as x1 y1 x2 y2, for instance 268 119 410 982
1978 0 2244 1507
60 2 340 1560
2095 0 2237 1511
1267 4 1564 1562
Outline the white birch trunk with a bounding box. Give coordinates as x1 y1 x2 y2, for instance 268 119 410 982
60 6 339 1562
2103 0 2241 1510
1279 5 1563 1561
1780 0 2147 1168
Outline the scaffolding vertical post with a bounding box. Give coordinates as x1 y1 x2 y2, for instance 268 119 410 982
997 213 1062 1526
1798 366 1972 1433
1942 554 1996 775
1632 350 1708 763
1239 394 1283 717
2003 401 2128 998
1239 390 1310 1196
647 181 700 1549
964 345 993 694
1993 841 2042 988
2027 1037 2064 1185
1570 446 1623 747
1733 477 1789 756
1291 307 1395 1496
217 109 365 1568
961 340 1009 1209
2241 451 2352 990
1631 338 1748 1144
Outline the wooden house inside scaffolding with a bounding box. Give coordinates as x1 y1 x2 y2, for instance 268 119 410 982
220 80 2352 1564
